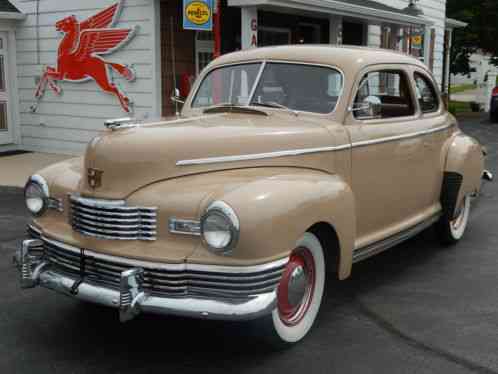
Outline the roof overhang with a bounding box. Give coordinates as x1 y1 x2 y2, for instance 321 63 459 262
445 17 467 29
0 11 25 20
228 0 433 26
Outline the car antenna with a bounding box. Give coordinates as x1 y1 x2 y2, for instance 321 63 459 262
171 16 180 117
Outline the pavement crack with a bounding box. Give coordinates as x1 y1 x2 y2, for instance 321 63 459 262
353 297 498 374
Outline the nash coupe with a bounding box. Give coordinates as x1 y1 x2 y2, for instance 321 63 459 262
16 46 490 345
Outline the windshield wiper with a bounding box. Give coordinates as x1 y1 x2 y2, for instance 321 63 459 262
203 102 268 116
252 101 299 116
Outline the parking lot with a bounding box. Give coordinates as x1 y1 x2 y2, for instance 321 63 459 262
1 117 497 374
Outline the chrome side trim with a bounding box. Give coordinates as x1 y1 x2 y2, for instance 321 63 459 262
351 123 454 149
176 123 454 166
176 144 351 166
352 213 441 263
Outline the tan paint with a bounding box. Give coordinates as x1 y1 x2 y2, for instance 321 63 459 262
444 132 485 211
29 46 485 280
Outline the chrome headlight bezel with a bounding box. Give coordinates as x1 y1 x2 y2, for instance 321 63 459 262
200 201 240 255
24 175 50 217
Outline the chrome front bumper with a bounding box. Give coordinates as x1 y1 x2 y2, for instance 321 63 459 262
15 238 285 322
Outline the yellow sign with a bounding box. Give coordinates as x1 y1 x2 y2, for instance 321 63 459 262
185 1 211 26
411 35 423 46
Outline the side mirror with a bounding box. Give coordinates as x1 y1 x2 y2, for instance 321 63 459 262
171 88 185 105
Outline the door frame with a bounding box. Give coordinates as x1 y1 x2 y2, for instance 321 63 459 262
0 24 20 147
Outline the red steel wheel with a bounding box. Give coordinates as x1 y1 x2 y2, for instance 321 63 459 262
265 232 326 344
277 247 316 326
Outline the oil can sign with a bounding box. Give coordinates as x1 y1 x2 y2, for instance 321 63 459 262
183 0 213 31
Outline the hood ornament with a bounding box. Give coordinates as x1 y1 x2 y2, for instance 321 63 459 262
104 117 137 130
88 168 104 189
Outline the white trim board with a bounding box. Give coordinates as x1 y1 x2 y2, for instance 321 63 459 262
228 0 434 26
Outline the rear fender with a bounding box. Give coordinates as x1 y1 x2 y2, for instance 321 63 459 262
444 133 484 214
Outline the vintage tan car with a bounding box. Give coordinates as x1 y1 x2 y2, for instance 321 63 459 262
16 46 491 345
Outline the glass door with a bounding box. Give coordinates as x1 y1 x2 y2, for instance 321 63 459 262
0 32 12 145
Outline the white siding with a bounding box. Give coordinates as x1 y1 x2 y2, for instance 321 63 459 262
10 0 160 154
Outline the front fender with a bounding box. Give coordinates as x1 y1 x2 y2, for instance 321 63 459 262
189 170 356 280
444 132 484 211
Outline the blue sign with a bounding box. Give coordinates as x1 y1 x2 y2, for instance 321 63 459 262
183 0 214 31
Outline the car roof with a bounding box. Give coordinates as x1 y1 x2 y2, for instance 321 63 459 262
212 45 428 75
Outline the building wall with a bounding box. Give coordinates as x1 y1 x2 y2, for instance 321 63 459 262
380 0 447 88
10 0 161 155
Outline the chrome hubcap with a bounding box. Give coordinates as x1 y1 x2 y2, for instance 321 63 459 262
287 265 307 307
277 247 316 326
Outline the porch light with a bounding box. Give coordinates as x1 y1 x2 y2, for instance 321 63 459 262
404 0 424 17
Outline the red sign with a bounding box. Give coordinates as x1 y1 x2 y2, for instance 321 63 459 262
34 2 137 113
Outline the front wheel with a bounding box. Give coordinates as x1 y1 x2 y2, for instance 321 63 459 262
259 232 326 346
437 194 471 244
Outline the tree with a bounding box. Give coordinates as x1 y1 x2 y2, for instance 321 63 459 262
447 0 498 75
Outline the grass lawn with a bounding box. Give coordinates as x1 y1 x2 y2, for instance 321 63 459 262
450 84 478 94
448 101 472 115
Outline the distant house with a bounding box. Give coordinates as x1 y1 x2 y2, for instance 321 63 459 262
451 52 496 86
0 0 465 154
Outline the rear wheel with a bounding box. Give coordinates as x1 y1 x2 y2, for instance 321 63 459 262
259 232 325 346
437 194 471 244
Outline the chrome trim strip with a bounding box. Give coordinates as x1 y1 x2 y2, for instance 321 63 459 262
27 224 42 236
352 212 441 263
176 123 454 166
351 123 454 149
41 236 289 274
70 195 157 212
176 144 351 166
169 218 201 236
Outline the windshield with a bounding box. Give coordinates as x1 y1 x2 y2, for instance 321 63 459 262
191 62 343 114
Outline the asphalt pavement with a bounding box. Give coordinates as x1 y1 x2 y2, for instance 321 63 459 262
1 116 498 374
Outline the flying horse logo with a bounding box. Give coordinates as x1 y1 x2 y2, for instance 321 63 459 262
34 1 138 113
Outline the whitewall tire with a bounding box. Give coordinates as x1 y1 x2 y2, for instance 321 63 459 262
260 232 326 345
437 194 471 244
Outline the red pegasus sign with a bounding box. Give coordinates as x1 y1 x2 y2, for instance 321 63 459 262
34 2 137 113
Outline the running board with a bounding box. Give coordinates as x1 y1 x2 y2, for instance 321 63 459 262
352 213 441 263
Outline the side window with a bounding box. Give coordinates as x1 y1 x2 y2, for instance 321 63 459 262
353 70 415 120
414 73 439 113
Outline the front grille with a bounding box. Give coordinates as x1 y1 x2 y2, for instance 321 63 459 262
69 195 157 241
43 237 286 299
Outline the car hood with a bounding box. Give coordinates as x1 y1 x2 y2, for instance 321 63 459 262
81 112 338 199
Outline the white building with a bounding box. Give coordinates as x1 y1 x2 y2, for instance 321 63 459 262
0 0 464 154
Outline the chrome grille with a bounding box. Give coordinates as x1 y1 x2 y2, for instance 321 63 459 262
69 195 157 241
42 237 286 298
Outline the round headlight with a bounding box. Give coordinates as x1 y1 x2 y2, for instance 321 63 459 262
24 175 49 216
201 201 239 254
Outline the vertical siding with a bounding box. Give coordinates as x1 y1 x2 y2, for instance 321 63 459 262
11 0 158 154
